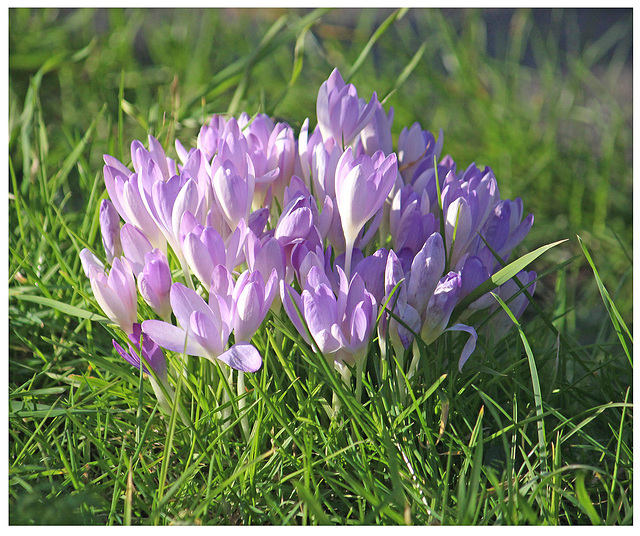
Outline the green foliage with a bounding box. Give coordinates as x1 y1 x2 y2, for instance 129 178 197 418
9 7 632 525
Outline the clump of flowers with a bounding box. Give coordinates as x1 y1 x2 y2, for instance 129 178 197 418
81 68 535 407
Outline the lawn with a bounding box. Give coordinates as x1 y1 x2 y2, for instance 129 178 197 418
8 8 632 525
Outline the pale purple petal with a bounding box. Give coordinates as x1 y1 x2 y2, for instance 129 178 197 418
170 282 213 330
445 323 478 371
216 342 262 372
142 319 206 356
120 223 154 276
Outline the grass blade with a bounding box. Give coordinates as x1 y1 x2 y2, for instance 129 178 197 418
577 235 632 366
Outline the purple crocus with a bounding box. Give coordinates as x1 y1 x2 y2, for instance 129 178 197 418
212 158 255 230
487 270 537 341
397 123 443 185
120 223 154 276
389 184 438 258
418 270 478 371
334 147 398 277
231 268 278 343
113 322 175 413
113 323 168 381
138 249 172 321
359 101 394 157
420 272 463 345
180 221 227 291
142 281 262 373
378 250 422 352
80 250 137 335
406 232 446 317
99 199 122 264
316 68 379 148
245 230 286 286
352 248 389 305
280 265 376 370
143 175 202 260
102 163 166 251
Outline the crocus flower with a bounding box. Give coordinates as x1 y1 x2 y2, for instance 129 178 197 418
142 281 262 372
180 221 227 290
274 194 324 284
420 272 463 345
378 250 422 352
248 119 297 208
481 199 534 262
280 265 376 370
335 147 398 277
113 322 174 413
143 175 202 260
120 223 154 276
406 232 446 318
99 199 122 263
245 231 286 285
389 185 438 258
138 249 172 321
309 129 341 200
182 113 227 163
102 163 166 250
231 269 278 343
113 323 168 381
458 255 493 311
417 270 478 371
80 250 137 335
443 193 479 271
352 248 389 305
316 68 379 148
212 159 255 230
359 101 394 157
397 123 443 185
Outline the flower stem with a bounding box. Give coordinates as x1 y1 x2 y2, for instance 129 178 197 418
238 371 250 440
355 357 365 403
344 239 354 280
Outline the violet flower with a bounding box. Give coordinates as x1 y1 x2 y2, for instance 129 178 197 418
212 158 255 231
99 199 122 264
335 147 397 277
419 271 478 371
113 323 167 381
231 268 278 343
245 230 286 286
406 232 446 318
378 250 422 352
143 175 201 261
138 249 172 321
180 221 227 291
397 123 443 185
80 250 137 335
359 100 394 157
113 323 174 413
316 68 379 148
280 265 376 371
420 272 463 345
102 162 166 251
120 222 154 276
389 184 438 259
142 280 262 373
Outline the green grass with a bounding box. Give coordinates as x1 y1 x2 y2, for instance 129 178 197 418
9 8 632 525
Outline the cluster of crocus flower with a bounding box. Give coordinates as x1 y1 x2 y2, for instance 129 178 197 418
81 68 535 404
